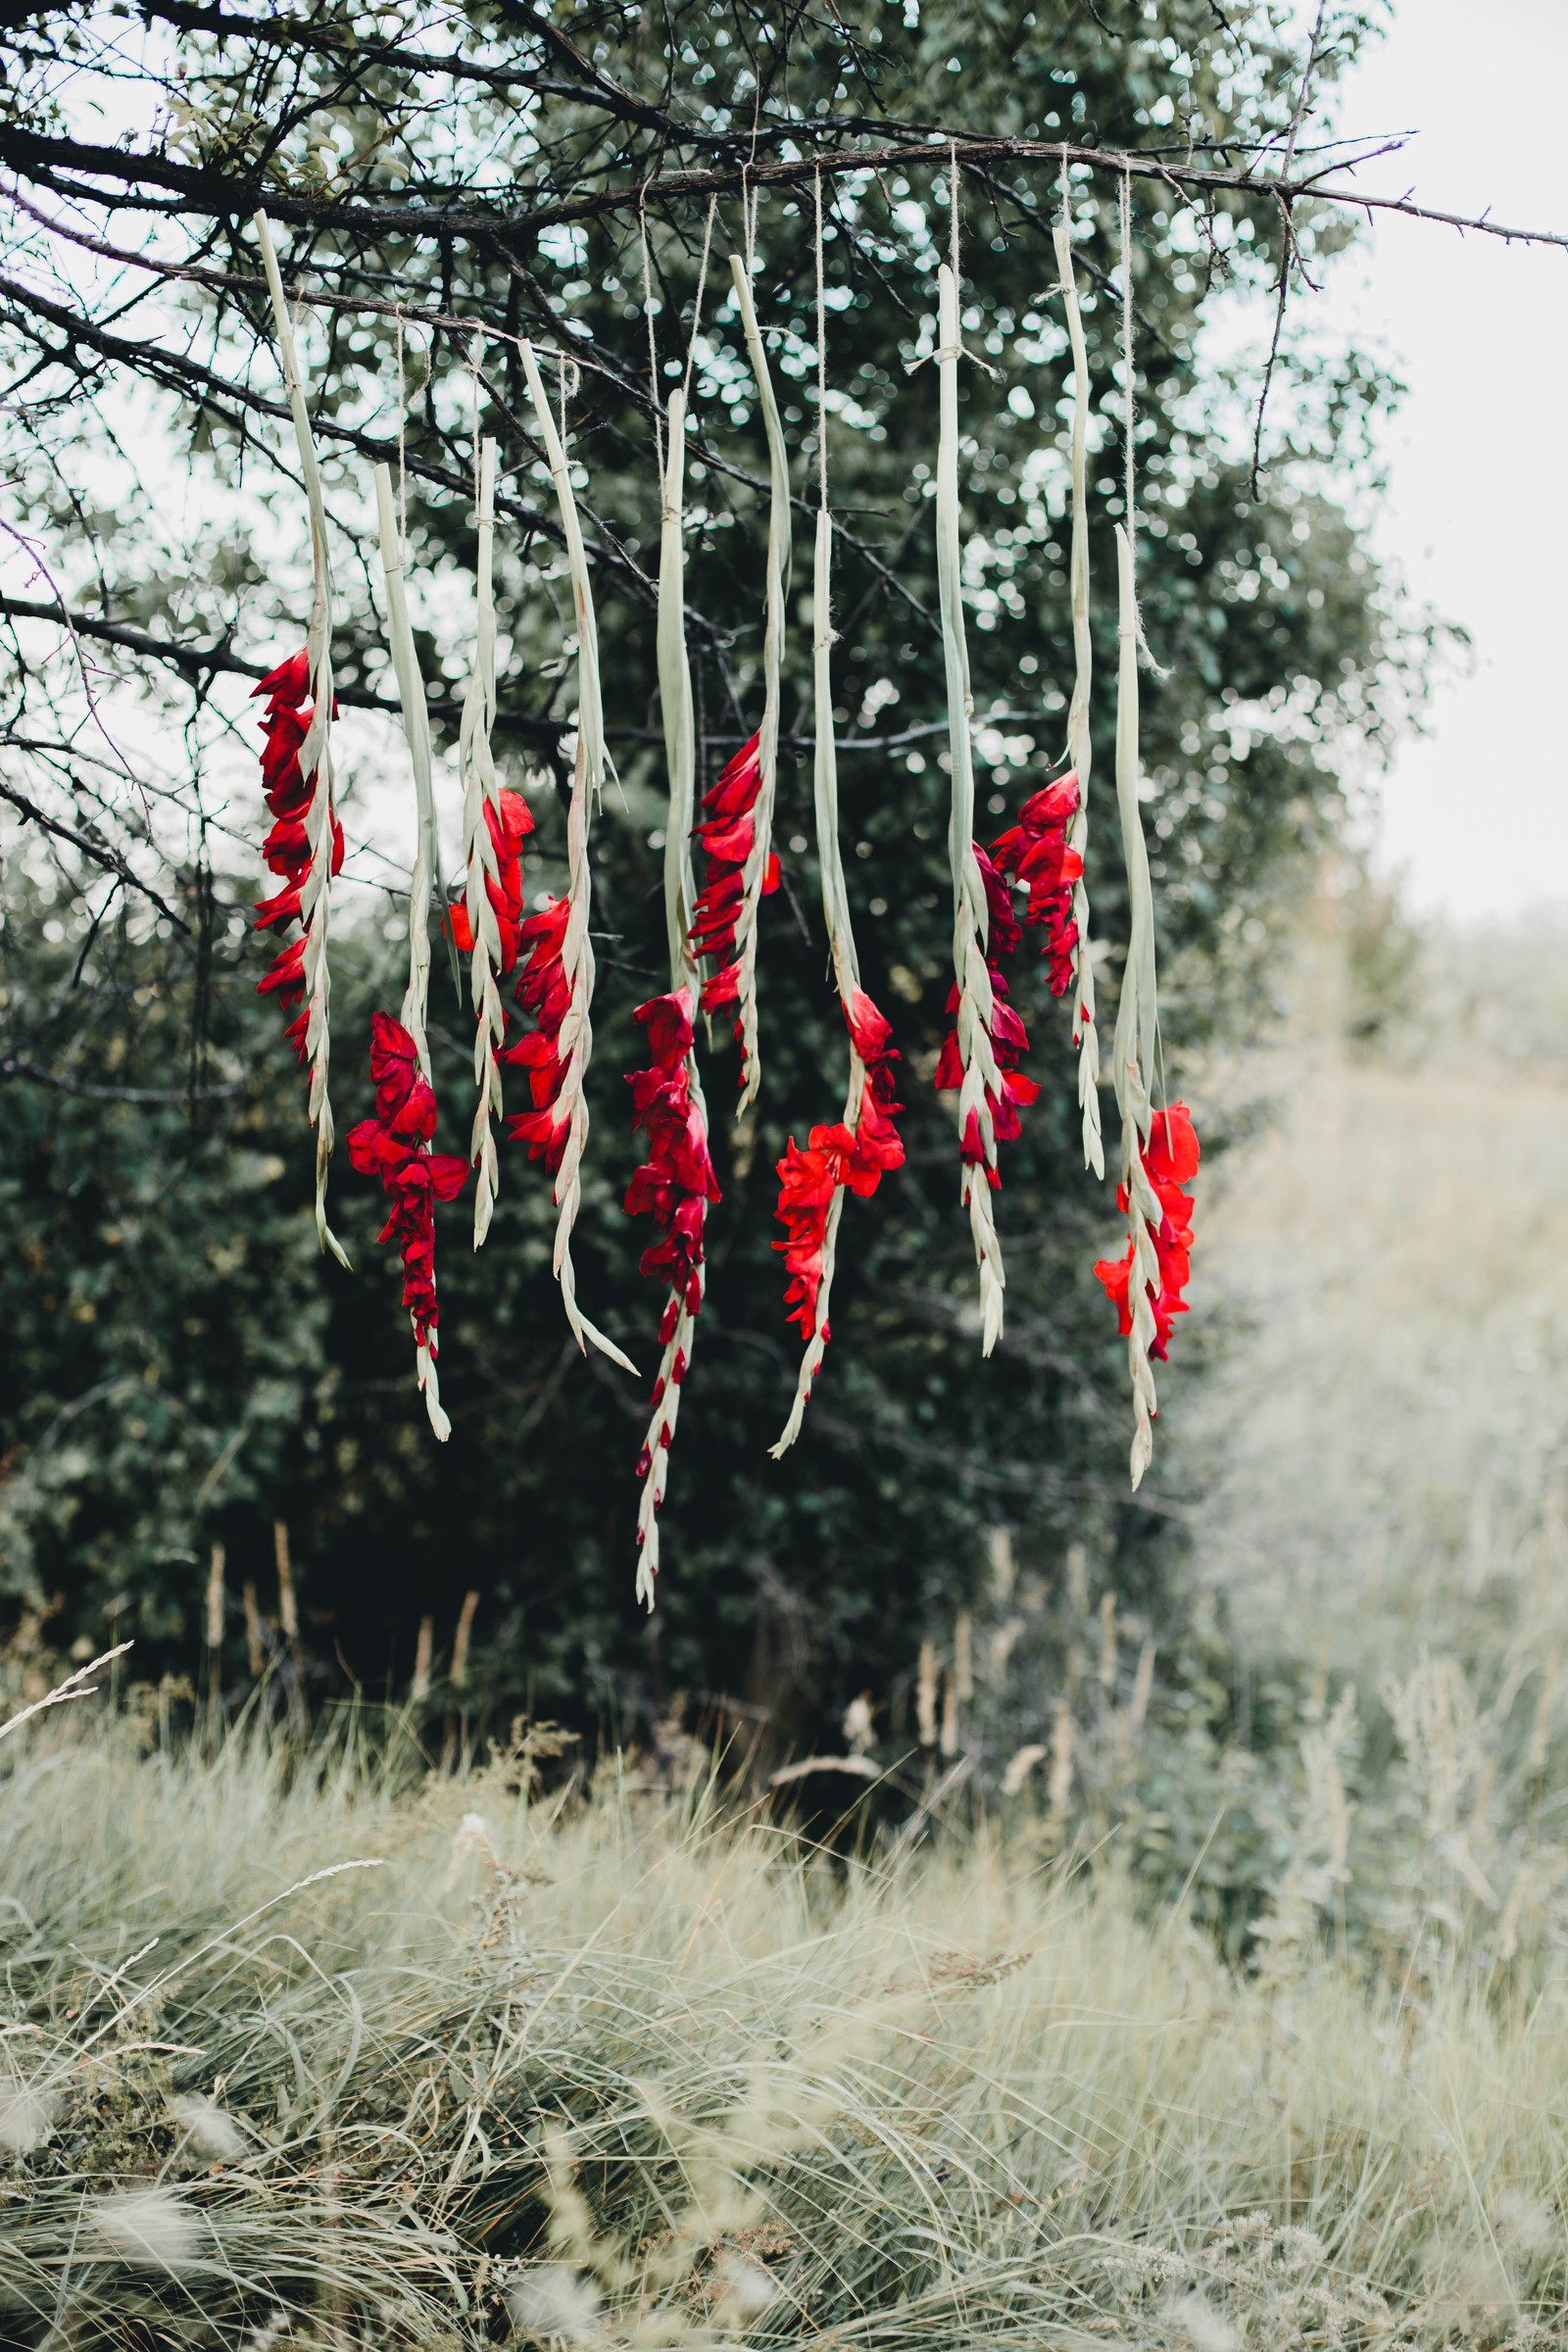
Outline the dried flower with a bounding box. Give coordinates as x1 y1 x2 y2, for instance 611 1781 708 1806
991 773 1083 997
1053 206 1105 1178
1093 1102 1199 1366
773 997 903 1360
624 985 719 1606
371 461 466 1437
628 387 716 1606
1105 519 1190 1487
251 662 346 1105
511 342 636 1375
253 212 350 1267
346 1013 470 1435
453 436 527 1246
934 844 1039 1181
718 252 792 1114
769 496 904 1455
933 261 1007 1352
690 732 782 1081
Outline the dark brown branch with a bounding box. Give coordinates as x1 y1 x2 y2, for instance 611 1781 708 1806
0 777 190 930
0 1054 244 1103
4 119 1563 254
0 595 570 742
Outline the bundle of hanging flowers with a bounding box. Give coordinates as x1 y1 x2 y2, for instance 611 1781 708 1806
991 772 1083 1000
688 730 780 1087
346 1013 470 1367
252 651 344 1058
505 893 575 1173
1094 1102 1199 1363
934 843 1039 1189
775 990 904 1348
624 988 719 1365
449 787 533 984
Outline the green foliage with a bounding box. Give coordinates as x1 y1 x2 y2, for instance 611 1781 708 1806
0 0 1421 1731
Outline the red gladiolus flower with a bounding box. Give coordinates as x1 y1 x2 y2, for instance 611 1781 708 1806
773 987 905 1348
251 650 344 1063
502 889 575 1172
446 788 533 971
934 844 1038 1189
346 1011 469 1356
624 988 720 1344
991 771 1084 998
1094 1102 1200 1364
688 730 781 1087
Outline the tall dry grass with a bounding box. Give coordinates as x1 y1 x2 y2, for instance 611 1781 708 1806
0 1692 1566 2348
7 902 1568 2349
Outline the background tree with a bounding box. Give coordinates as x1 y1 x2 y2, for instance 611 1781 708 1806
0 0 1424 1746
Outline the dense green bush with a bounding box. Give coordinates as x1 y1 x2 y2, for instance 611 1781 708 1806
0 0 1421 1738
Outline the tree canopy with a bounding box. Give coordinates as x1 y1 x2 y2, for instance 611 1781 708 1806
0 0 1420 1743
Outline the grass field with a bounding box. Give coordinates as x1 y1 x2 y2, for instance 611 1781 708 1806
3 1704 1568 2351
6 913 1568 2351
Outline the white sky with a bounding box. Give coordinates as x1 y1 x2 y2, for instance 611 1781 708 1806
1317 0 1568 918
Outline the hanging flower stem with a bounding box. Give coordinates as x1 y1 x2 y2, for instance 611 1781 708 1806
934 261 1006 1354
1053 200 1105 1180
627 389 717 1608
683 255 790 1111
1104 521 1182 1489
369 461 466 1440
457 435 524 1249
770 504 905 1453
253 210 350 1269
770 193 905 1454
512 338 636 1375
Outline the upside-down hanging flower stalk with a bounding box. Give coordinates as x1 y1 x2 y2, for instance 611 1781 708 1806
1100 520 1199 1487
770 196 904 1451
347 1014 470 1389
628 390 717 1606
933 843 1039 1175
990 773 1082 993
688 732 780 1067
769 502 905 1457
1053 196 1105 1179
252 211 350 1267
252 651 344 1052
1097 178 1198 1489
933 259 1008 1353
367 461 467 1439
1094 1099 1199 1365
455 435 532 1247
501 338 636 1374
683 255 790 1108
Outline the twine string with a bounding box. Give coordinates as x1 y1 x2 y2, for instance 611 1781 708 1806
395 305 409 560
639 189 663 476
681 192 718 404
814 168 829 514
1117 171 1169 681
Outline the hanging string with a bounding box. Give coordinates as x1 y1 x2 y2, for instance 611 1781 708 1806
1118 171 1136 540
741 163 758 274
395 306 409 561
640 189 663 477
1117 172 1170 682
949 137 960 291
814 169 829 513
906 146 998 379
468 328 482 475
681 193 718 405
